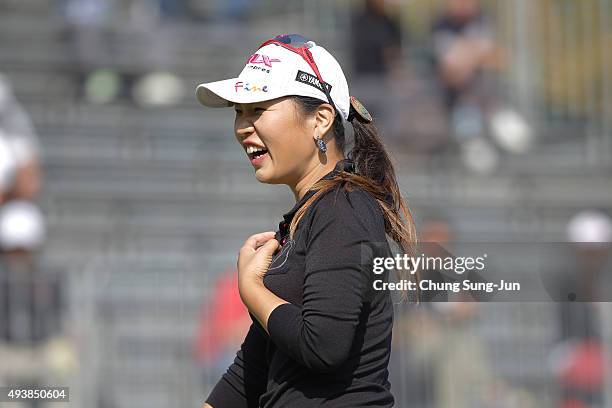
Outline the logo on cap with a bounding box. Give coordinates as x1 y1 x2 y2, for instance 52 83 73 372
235 81 269 93
247 53 281 68
295 70 332 94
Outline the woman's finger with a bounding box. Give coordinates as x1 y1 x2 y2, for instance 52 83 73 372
258 237 279 256
242 231 276 250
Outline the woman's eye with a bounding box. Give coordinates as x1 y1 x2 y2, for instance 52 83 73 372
234 108 264 115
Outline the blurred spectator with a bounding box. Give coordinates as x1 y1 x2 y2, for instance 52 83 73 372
193 269 250 387
0 201 67 407
61 0 130 104
0 75 42 201
0 73 44 273
549 210 612 408
349 0 403 123
61 0 189 106
396 214 497 408
0 201 50 344
430 0 522 173
61 0 113 75
351 0 402 77
351 1 456 157
431 0 500 113
0 74 62 407
431 0 494 156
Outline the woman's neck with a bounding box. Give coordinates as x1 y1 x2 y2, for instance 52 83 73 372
291 159 340 202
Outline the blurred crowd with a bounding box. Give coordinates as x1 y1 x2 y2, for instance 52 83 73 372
0 74 73 405
54 0 538 173
390 211 612 408
349 0 534 174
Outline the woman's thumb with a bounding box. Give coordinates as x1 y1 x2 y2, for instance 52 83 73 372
262 238 279 254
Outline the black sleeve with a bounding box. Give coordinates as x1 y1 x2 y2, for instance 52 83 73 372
266 188 380 373
205 322 269 408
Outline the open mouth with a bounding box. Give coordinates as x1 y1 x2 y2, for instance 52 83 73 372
246 145 269 160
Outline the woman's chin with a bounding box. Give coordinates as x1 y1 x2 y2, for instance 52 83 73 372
254 167 283 184
254 168 274 184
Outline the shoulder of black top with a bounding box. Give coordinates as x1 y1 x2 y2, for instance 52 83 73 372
348 95 373 123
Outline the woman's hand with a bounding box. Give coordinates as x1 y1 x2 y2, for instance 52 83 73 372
237 231 279 287
236 231 288 333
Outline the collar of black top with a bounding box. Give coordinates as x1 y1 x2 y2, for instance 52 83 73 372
281 158 355 225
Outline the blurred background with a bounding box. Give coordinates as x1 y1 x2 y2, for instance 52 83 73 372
0 0 611 407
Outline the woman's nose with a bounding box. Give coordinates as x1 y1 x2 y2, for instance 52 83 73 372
235 120 255 138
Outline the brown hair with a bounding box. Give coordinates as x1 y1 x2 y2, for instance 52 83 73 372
290 96 420 304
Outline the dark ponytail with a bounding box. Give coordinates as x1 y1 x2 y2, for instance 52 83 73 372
291 96 420 304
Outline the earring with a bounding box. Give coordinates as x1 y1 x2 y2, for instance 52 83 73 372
316 135 327 153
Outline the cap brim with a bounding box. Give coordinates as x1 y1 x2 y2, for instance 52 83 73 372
196 79 236 107
196 78 284 107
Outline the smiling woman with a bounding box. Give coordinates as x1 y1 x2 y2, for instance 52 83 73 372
233 97 342 192
195 34 418 408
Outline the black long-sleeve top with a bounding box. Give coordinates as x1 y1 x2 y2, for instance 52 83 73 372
205 160 396 407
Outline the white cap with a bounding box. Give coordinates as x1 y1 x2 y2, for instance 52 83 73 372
196 35 351 121
0 200 46 250
567 210 612 243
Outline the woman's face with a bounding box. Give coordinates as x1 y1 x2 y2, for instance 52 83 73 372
234 97 317 185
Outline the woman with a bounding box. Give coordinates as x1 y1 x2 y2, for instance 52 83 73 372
197 34 417 408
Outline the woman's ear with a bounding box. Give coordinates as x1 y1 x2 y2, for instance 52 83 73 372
313 103 335 141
